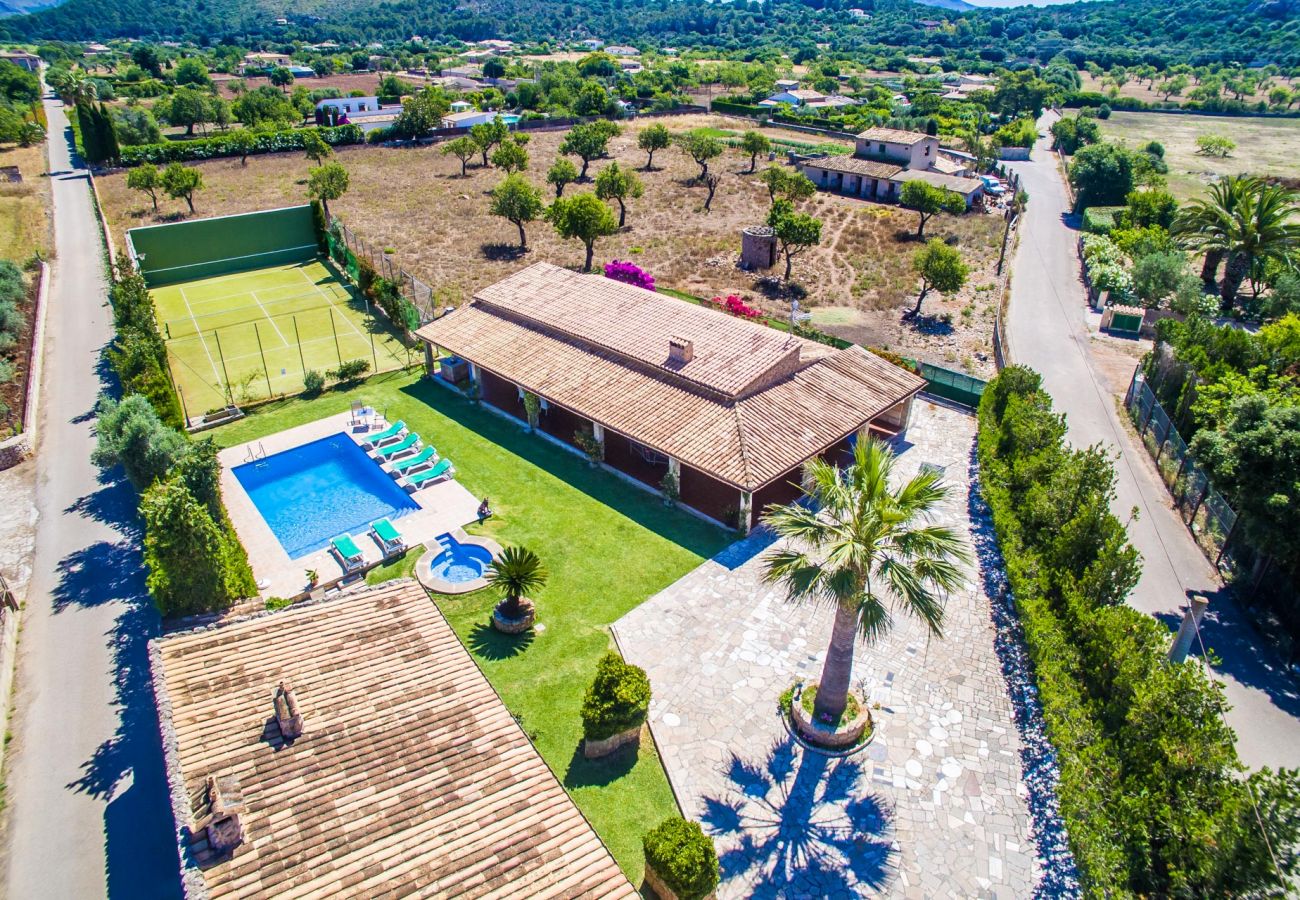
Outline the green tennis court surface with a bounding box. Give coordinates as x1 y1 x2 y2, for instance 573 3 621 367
154 259 412 414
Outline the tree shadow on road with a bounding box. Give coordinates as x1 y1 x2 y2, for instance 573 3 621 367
700 737 894 897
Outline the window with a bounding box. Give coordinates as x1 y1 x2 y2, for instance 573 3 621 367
925 144 931 156
879 143 886 153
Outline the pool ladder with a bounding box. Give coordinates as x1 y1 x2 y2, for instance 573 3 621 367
245 442 268 468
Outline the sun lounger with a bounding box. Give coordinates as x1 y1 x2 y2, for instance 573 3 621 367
369 518 406 557
373 432 420 459
404 457 454 488
363 420 406 447
329 533 366 572
390 446 436 473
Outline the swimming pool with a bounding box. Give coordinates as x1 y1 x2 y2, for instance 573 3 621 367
427 532 494 584
233 433 419 558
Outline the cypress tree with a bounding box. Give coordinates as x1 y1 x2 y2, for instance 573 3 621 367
97 102 120 162
76 100 101 163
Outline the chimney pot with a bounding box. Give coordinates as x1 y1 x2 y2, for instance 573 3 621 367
668 337 694 364
203 774 245 855
274 681 304 741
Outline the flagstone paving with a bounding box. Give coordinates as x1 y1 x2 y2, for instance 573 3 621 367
613 400 1043 898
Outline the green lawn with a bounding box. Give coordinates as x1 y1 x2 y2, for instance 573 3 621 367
209 368 731 883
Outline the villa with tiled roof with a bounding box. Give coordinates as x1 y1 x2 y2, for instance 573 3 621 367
152 580 636 899
416 263 924 529
798 127 985 207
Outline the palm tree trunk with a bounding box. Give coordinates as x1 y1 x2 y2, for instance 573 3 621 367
498 593 523 619
1200 249 1223 284
813 602 858 722
1221 252 1249 310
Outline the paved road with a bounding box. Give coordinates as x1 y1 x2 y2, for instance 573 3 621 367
0 90 181 897
1002 112 1300 770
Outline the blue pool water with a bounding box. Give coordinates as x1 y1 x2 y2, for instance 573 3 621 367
428 533 494 584
233 433 419 558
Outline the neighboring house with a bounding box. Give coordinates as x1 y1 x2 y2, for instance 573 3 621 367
580 39 605 50
606 45 639 57
797 126 985 207
892 93 912 110
918 19 943 31
241 51 292 72
774 78 800 91
803 95 860 111
462 50 496 62
440 109 510 129
0 52 40 72
619 60 643 73
847 7 870 17
762 88 828 107
285 65 315 78
152 579 639 899
441 65 482 80
416 262 924 530
478 39 515 51
83 42 111 55
432 75 483 92
314 95 387 126
448 99 472 112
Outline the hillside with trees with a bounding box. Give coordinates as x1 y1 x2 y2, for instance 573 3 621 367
3 0 1297 70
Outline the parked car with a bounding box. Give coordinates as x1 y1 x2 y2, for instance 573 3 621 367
980 174 1006 195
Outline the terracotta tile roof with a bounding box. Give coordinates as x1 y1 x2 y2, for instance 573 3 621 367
153 580 636 900
417 266 925 490
855 126 930 145
799 155 903 179
474 262 805 399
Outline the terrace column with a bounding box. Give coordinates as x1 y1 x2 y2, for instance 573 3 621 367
739 491 753 535
592 423 605 442
668 458 680 478
423 343 436 376
468 361 480 383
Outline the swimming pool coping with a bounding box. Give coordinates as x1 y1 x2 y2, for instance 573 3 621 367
415 528 503 595
219 410 482 600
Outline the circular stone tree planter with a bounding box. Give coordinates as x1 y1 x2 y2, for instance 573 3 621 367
491 599 536 634
787 683 873 752
582 724 641 760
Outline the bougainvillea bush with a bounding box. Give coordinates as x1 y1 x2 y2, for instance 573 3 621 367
604 259 655 291
709 294 763 319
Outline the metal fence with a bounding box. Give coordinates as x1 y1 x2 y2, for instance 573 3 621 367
1125 370 1237 562
329 219 437 325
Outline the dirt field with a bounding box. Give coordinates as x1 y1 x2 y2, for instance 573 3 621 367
1096 110 1300 201
97 114 1005 374
213 71 385 98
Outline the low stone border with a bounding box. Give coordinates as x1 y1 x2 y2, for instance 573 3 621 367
414 528 502 595
782 683 876 758
0 262 50 470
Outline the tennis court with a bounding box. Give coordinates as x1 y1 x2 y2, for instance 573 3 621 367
155 258 413 415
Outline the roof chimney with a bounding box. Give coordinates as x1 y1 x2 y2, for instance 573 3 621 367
202 774 245 855
273 681 304 741
668 337 694 365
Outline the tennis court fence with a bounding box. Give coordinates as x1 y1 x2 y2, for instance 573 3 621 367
328 218 437 326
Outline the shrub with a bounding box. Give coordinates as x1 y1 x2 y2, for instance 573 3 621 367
1081 206 1123 235
708 294 763 319
580 651 651 741
327 358 370 383
118 124 363 166
604 259 655 291
91 393 188 490
302 369 324 395
642 817 720 900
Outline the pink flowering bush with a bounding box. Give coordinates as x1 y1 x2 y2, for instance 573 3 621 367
710 294 764 320
604 260 656 291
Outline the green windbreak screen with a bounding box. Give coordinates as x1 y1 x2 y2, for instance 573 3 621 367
128 205 318 287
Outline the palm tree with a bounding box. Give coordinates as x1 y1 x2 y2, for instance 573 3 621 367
762 438 970 724
50 69 98 108
486 546 547 621
1172 175 1300 310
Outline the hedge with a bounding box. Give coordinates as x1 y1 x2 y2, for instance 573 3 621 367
118 124 364 166
580 651 651 741
642 818 719 900
977 367 1300 896
1081 205 1123 234
709 99 768 118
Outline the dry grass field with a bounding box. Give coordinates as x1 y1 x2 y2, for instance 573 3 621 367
1097 111 1300 202
0 142 51 262
98 114 1005 373
1077 72 1290 107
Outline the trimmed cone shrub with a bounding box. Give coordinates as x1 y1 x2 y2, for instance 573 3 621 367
580 651 651 741
643 817 719 900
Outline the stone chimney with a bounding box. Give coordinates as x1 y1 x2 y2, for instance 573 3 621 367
668 337 694 365
273 681 304 740
203 775 245 855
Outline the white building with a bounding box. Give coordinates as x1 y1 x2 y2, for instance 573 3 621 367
797 127 985 207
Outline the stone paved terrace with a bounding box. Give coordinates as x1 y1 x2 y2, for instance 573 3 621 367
613 400 1041 898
